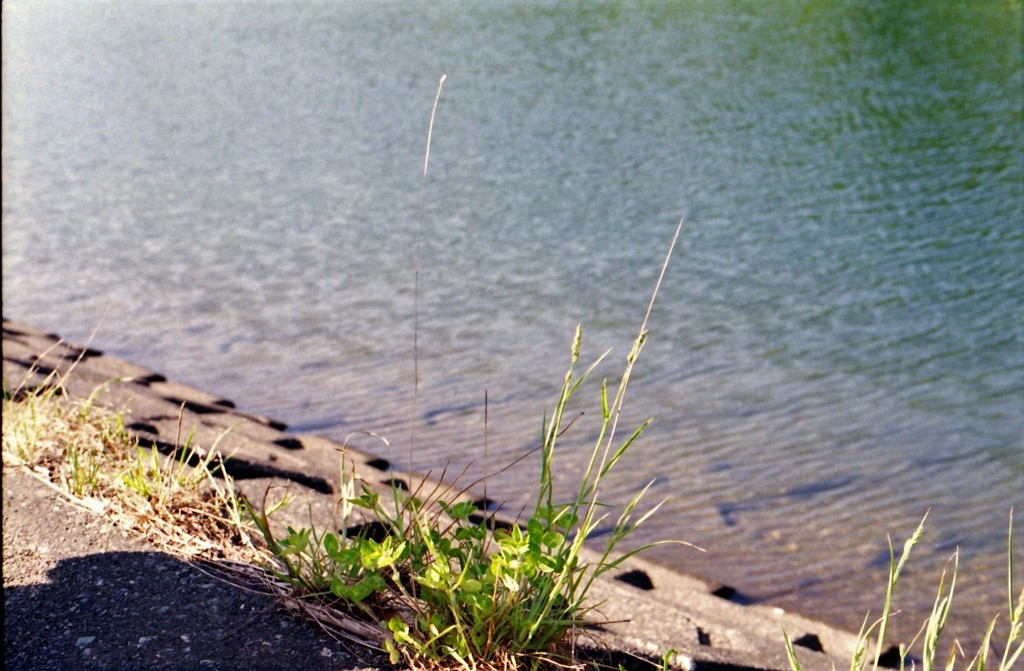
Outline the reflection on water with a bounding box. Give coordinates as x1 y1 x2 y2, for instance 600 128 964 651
3 0 1021 651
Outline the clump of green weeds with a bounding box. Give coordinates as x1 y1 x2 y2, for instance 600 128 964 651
783 512 1023 671
252 327 675 670
250 222 686 671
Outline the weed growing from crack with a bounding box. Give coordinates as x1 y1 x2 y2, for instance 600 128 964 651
250 216 688 670
248 73 690 670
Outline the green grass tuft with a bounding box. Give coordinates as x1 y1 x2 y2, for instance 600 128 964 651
2 365 259 563
783 512 1023 671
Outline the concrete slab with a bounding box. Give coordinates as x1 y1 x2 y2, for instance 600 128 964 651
3 319 868 670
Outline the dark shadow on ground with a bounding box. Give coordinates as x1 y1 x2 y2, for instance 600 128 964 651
3 550 385 671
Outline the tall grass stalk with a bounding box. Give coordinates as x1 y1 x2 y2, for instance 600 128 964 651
410 72 448 475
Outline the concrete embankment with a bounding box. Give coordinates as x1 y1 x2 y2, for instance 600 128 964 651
3 318 865 671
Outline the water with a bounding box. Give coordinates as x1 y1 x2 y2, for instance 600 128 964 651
3 0 1022 651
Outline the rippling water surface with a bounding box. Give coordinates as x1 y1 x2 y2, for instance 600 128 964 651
4 0 1022 650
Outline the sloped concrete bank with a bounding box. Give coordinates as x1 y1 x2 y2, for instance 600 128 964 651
3 318 866 671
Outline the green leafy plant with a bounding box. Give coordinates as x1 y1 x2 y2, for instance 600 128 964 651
250 217 686 670
783 512 1023 671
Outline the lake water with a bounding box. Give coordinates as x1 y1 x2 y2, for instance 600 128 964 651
3 0 1022 652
